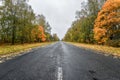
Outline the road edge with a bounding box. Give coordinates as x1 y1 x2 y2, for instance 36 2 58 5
65 42 120 59
0 42 55 64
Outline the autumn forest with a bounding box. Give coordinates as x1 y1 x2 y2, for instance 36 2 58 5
0 0 59 45
63 0 120 47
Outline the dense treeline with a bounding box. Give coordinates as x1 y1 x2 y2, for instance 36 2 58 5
63 0 120 47
0 0 59 45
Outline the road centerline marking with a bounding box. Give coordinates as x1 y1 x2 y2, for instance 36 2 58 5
57 67 63 80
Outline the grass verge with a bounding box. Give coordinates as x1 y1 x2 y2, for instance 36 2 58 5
67 42 120 57
0 42 53 55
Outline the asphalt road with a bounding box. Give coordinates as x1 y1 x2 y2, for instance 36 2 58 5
0 42 120 80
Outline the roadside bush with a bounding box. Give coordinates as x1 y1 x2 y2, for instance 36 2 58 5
106 40 120 47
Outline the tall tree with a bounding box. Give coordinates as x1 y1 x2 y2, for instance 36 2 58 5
36 15 46 28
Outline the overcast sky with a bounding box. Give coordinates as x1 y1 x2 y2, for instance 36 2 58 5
29 0 85 39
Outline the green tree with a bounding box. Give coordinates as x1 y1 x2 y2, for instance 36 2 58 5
52 34 59 41
64 0 101 43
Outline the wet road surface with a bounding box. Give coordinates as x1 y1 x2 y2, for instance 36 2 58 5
0 42 120 80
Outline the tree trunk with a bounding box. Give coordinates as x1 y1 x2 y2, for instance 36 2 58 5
11 20 16 45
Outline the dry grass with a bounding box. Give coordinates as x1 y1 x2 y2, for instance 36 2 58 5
67 42 120 57
0 42 52 55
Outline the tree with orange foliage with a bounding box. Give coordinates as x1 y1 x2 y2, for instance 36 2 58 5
94 0 120 44
31 26 46 42
38 26 46 42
